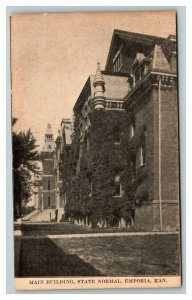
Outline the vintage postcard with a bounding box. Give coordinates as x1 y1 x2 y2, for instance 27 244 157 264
11 11 181 290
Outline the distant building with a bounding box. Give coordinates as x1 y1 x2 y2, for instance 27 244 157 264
39 121 72 222
54 119 72 221
33 172 43 210
41 123 56 210
63 30 179 231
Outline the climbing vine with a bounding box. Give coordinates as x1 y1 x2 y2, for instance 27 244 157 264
63 108 148 227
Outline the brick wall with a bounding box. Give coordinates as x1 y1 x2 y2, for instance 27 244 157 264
134 91 154 201
135 201 179 231
161 88 179 201
152 86 179 202
134 84 180 231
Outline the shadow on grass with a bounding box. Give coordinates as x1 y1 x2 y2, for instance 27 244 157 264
15 237 102 277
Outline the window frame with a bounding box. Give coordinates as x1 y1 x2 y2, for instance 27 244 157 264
113 174 122 197
113 50 123 73
138 146 146 167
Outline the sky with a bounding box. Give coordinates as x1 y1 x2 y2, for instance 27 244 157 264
11 11 176 149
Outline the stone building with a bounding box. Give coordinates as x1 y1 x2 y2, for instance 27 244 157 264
63 29 179 231
40 121 72 220
54 118 72 221
41 123 56 210
33 172 43 210
26 122 72 223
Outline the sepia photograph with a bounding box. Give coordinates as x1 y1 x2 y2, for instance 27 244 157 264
10 10 181 290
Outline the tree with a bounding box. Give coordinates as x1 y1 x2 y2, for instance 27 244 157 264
12 119 40 219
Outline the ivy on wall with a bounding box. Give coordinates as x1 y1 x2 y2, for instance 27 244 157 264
62 108 148 227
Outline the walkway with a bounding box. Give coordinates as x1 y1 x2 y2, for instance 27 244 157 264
17 230 180 239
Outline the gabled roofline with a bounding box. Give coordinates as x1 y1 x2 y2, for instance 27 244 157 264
105 29 166 71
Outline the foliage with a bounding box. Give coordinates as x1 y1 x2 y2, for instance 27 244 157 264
63 108 147 227
12 119 40 219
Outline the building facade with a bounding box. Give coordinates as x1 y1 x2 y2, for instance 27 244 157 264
41 123 56 210
54 119 72 221
36 121 72 222
33 172 43 210
63 30 179 231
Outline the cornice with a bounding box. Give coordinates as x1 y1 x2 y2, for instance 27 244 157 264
123 70 177 110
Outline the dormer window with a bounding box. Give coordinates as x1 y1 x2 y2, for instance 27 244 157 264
134 65 141 83
132 53 152 86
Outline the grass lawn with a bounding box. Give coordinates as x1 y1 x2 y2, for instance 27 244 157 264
15 234 180 277
17 222 136 236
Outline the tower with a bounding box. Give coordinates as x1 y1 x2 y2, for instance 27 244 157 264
43 123 55 152
41 123 56 210
92 62 105 109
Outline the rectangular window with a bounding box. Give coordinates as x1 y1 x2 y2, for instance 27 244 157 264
130 123 135 138
113 52 123 72
89 180 92 197
64 192 67 205
48 180 50 190
114 131 121 144
48 197 51 207
87 137 90 151
131 156 136 180
139 146 145 166
114 175 122 197
114 134 121 145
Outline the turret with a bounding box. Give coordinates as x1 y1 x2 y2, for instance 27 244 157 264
92 63 105 109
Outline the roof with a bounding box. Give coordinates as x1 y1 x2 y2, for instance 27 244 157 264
45 123 53 135
152 44 172 72
90 73 129 100
74 72 129 113
105 29 167 71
